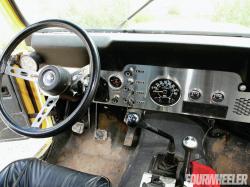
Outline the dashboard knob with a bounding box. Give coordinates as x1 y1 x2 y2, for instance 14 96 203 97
127 98 135 106
129 88 135 95
212 91 224 102
128 67 135 74
189 89 202 100
111 95 119 103
127 78 134 84
124 67 135 77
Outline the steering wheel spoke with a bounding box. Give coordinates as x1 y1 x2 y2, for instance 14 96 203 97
31 96 59 128
5 62 38 82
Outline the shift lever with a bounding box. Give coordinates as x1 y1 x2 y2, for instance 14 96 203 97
124 111 177 178
124 112 175 154
176 136 198 187
182 136 198 175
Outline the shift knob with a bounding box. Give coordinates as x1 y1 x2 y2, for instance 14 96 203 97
182 136 198 151
124 112 140 127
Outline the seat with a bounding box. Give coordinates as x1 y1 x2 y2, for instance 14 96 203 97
0 158 110 187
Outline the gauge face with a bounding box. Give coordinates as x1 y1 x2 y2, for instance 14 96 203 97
20 55 38 71
109 75 122 88
149 79 181 106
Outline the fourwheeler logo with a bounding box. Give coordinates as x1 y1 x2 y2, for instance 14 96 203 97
185 174 248 186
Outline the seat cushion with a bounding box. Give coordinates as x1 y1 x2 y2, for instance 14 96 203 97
0 158 110 187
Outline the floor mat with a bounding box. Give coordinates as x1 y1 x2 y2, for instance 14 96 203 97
206 133 250 184
56 131 131 186
55 113 132 187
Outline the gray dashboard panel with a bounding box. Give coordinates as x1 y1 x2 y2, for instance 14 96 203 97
31 32 250 68
31 33 90 68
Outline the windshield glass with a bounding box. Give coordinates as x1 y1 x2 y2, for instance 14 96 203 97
15 0 250 34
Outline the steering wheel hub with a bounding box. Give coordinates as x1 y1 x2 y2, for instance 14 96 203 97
38 65 71 95
43 71 56 86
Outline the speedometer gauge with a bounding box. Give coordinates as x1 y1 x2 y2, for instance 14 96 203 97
149 79 181 106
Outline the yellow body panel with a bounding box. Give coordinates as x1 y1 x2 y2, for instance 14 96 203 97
0 0 25 31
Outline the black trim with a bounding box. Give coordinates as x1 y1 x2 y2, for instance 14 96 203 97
182 101 228 118
37 27 250 38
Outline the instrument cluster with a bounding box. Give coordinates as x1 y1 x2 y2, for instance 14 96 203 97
94 64 250 124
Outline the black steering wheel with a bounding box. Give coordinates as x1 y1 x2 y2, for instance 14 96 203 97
0 20 100 138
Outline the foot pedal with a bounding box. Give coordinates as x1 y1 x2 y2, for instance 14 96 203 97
95 129 108 141
72 122 85 134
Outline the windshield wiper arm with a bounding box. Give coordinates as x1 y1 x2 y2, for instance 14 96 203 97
117 0 155 29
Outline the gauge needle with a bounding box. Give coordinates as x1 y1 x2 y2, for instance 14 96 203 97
153 90 164 93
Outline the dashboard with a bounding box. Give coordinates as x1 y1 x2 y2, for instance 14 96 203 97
94 64 250 123
31 31 250 124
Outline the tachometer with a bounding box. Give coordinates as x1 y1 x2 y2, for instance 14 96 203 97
149 79 181 106
19 52 42 71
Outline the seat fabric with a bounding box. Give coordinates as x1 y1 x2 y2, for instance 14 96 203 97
0 158 110 187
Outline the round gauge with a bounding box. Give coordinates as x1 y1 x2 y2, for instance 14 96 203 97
109 75 122 88
20 54 38 71
149 79 181 106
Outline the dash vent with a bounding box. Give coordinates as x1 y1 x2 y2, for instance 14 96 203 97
233 98 250 116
